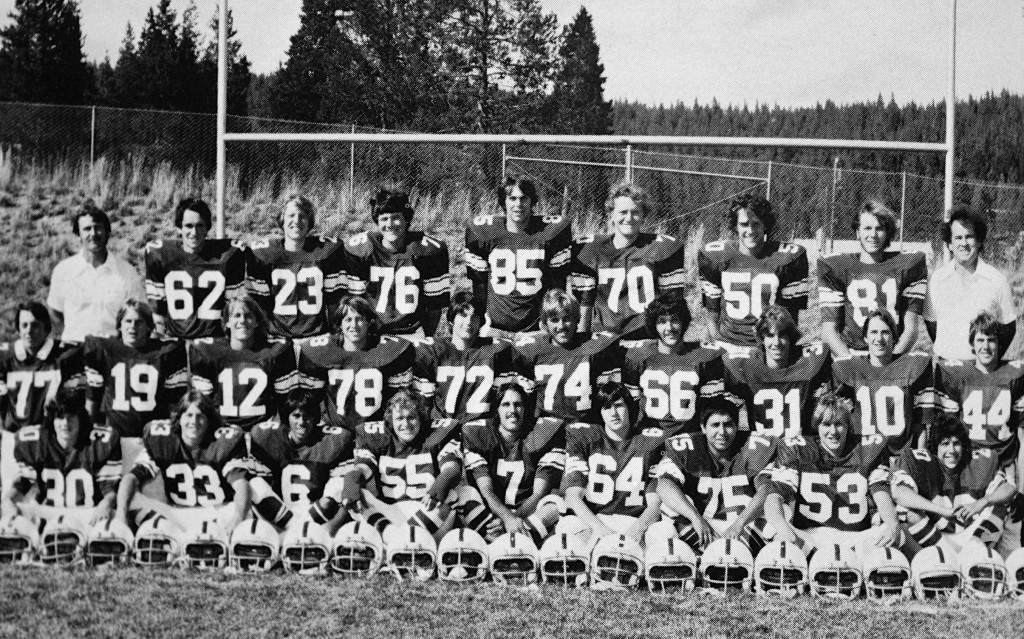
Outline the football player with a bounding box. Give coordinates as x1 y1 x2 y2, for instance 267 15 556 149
515 289 624 425
818 200 928 357
832 308 934 453
655 398 777 552
458 383 564 544
345 189 450 337
190 294 300 432
341 390 462 541
723 305 831 439
144 198 246 339
1 390 121 526
699 195 809 353
570 182 686 339
623 291 725 435
891 413 1016 553
763 393 907 556
248 389 354 534
412 291 517 422
560 382 665 544
245 194 347 339
464 176 572 341
115 390 250 533
298 295 414 433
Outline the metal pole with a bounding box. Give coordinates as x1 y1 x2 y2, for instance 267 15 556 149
90 105 96 166
625 145 633 182
899 170 907 250
215 0 228 239
501 143 507 182
943 0 956 216
349 124 355 211
829 156 840 255
766 159 773 199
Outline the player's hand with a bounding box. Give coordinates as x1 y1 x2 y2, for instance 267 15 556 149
876 521 901 548
1009 492 1024 523
594 523 617 541
953 501 988 522
693 518 718 548
500 514 525 536
624 522 646 545
90 502 115 526
485 517 506 542
721 520 747 541
420 494 440 511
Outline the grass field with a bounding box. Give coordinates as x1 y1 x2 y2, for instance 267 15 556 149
2 565 1024 639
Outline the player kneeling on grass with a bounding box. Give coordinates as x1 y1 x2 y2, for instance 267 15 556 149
891 413 1017 554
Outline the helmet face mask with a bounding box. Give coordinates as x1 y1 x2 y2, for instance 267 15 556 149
438 528 489 583
331 521 384 578
0 516 39 564
180 520 230 569
911 545 961 600
489 532 539 585
384 524 437 581
960 543 1008 600
809 543 863 600
229 518 280 572
863 547 911 601
86 519 134 567
590 534 644 591
540 533 589 587
40 516 88 565
701 538 754 591
754 541 808 598
1007 548 1024 600
281 521 332 574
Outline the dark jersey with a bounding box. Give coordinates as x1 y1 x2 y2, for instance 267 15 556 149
832 352 935 453
413 337 518 421
570 232 687 334
0 338 65 432
818 251 928 350
624 343 725 435
698 240 810 347
344 231 450 335
245 236 347 339
768 434 891 532
515 333 624 423
12 423 121 508
563 422 668 518
351 419 462 503
131 419 248 507
657 431 777 522
189 338 300 431
461 416 565 508
723 344 832 439
464 213 572 332
934 359 1024 465
249 418 355 508
892 446 1008 513
143 238 246 339
298 335 414 433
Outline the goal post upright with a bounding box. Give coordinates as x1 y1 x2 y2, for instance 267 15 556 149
216 0 229 239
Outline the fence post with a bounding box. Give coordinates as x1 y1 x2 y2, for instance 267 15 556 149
766 159 773 199
501 143 507 182
899 170 907 250
625 145 633 182
90 105 96 166
349 124 355 211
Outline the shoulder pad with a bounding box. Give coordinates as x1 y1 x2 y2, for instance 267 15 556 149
703 240 726 251
145 239 163 250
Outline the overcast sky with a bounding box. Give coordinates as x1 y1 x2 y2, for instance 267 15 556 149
3 0 1023 107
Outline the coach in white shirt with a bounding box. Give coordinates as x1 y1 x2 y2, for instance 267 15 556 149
924 206 1018 360
47 203 146 344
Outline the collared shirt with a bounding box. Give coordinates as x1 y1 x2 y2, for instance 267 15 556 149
924 257 1018 360
47 251 146 343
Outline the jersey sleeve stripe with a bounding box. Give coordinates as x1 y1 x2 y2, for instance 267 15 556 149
935 391 959 413
903 280 928 300
596 366 622 386
700 379 725 397
388 369 413 388
132 449 159 480
463 450 487 471
145 281 166 300
84 367 104 388
912 388 937 409
817 287 845 307
324 272 347 293
463 253 487 271
658 269 688 289
539 449 565 470
868 466 890 487
164 369 190 390
191 376 214 394
549 247 571 268
569 273 596 292
424 275 451 296
655 456 685 481
770 466 798 491
565 454 587 476
889 469 918 492
245 277 271 295
298 373 326 390
780 279 811 299
273 370 301 393
700 279 723 298
347 279 368 295
413 377 436 398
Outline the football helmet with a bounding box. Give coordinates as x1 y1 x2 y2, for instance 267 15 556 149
0 515 39 564
700 537 754 591
383 524 437 581
1005 548 1024 601
590 534 644 591
539 532 589 587
281 520 332 574
229 518 280 572
331 521 384 578
959 541 1008 599
644 534 697 593
808 543 862 599
39 514 89 564
85 518 134 567
489 531 540 585
754 540 808 597
133 515 181 567
179 520 230 569
911 545 961 600
438 528 489 583
863 546 912 601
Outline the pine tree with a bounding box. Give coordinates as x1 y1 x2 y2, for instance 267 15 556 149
0 0 90 104
550 7 611 134
204 7 252 116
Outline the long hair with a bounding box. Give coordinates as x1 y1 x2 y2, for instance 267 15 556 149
221 293 270 347
332 295 382 341
644 291 691 340
596 381 640 435
383 389 430 443
45 388 93 448
170 390 222 443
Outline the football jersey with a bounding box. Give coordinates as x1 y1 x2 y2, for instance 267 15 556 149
189 338 300 431
623 342 726 434
934 359 1024 465
144 238 246 339
413 337 518 421
891 445 1008 519
298 335 414 433
656 431 778 522
563 422 668 518
514 332 624 423
461 416 565 508
570 232 687 334
698 240 810 347
464 213 572 332
351 419 462 504
723 344 832 439
817 251 928 350
68 336 189 439
249 418 355 508
0 338 65 432
832 352 935 453
769 433 891 532
344 230 450 335
12 423 121 507
130 418 248 507
245 236 347 339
